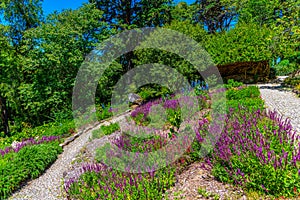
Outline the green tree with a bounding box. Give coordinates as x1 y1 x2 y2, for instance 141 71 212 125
192 0 238 34
20 4 111 124
133 20 209 83
89 0 173 29
0 4 111 134
0 25 14 135
170 2 197 22
228 0 299 65
0 0 45 134
204 22 276 65
0 0 44 47
89 0 174 76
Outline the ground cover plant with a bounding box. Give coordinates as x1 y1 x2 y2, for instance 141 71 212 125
283 76 300 97
0 120 75 149
0 141 63 198
100 123 120 136
0 121 71 198
0 105 114 199
0 135 61 157
194 108 300 198
91 123 120 140
283 76 300 87
64 162 176 200
130 80 210 128
64 84 211 199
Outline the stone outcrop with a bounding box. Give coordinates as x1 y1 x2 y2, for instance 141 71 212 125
216 60 271 84
290 69 300 78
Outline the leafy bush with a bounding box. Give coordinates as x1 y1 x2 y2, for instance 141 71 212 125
226 98 265 112
91 129 103 140
0 136 61 157
91 123 120 140
226 86 260 100
283 76 300 87
189 83 300 197
111 133 167 154
101 123 120 136
96 104 113 121
205 23 275 65
0 142 63 199
137 84 172 102
272 59 298 76
0 120 74 149
224 79 244 89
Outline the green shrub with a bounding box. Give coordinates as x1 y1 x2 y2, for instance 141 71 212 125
91 128 103 140
0 142 62 199
283 76 300 87
96 104 113 121
224 79 244 89
100 123 120 136
272 59 298 76
226 86 260 100
226 98 265 112
68 125 175 200
0 120 75 149
137 84 172 102
91 123 120 140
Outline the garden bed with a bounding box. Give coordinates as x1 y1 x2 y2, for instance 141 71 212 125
63 80 300 199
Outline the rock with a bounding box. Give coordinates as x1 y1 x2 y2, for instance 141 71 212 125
11 141 21 150
291 69 300 78
131 104 139 110
277 76 289 82
128 93 143 105
203 60 270 84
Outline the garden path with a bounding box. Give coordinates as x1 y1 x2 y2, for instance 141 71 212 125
258 83 300 133
9 112 131 200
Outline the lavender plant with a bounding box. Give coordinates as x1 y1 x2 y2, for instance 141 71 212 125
64 162 176 200
0 135 61 157
196 107 300 197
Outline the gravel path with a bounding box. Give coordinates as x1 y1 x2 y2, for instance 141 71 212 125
258 83 300 133
9 112 131 200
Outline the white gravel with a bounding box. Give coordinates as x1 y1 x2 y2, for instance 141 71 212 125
258 83 300 133
9 112 130 200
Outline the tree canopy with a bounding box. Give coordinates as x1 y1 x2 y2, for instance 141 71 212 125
0 0 298 135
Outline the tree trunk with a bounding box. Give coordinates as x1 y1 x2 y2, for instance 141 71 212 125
0 95 10 135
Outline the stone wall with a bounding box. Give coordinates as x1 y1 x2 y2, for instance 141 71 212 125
217 60 270 84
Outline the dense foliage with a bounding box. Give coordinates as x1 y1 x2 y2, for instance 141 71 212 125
0 0 299 199
0 0 298 135
0 142 63 198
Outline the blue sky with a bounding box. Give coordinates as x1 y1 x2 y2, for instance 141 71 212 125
42 0 88 16
42 0 195 16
